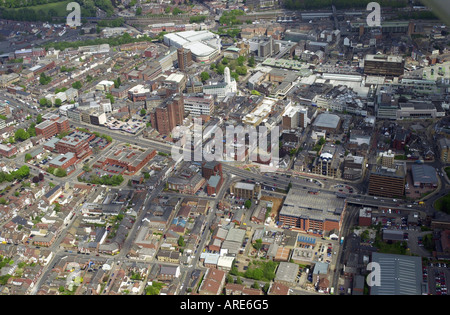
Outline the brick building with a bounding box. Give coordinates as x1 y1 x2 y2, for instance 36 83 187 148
150 94 184 136
278 188 345 236
94 145 157 175
54 131 94 160
35 117 69 139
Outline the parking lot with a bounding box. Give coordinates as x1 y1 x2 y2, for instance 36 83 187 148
424 264 449 295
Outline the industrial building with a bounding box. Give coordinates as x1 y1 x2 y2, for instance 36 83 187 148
312 113 341 133
370 253 425 295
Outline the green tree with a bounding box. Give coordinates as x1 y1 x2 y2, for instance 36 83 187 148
36 114 43 124
39 73 51 85
172 7 183 15
244 199 252 209
178 236 185 247
248 56 255 67
253 239 263 251
82 163 91 172
140 108 147 116
54 98 62 107
72 81 82 89
39 98 48 107
200 71 210 83
237 56 245 66
14 129 30 141
54 168 67 177
236 66 247 76
25 153 32 162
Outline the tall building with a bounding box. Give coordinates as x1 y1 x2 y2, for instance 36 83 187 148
363 54 404 77
150 94 184 136
380 150 395 168
368 159 406 198
177 47 192 71
282 104 308 130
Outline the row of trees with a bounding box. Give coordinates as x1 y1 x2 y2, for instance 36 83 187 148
0 165 30 184
0 0 116 22
219 9 244 26
230 259 278 282
44 33 153 51
78 174 124 186
97 17 124 28
283 0 407 10
0 0 62 9
0 6 61 22
47 166 67 177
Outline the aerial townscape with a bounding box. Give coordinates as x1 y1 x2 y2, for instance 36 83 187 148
0 0 449 300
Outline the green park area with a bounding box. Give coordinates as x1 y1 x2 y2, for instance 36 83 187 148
435 192 450 215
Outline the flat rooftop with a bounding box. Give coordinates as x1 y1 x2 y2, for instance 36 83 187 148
365 54 403 63
100 146 155 168
370 253 423 295
280 188 345 221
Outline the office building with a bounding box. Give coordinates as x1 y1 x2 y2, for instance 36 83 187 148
368 159 406 198
183 94 214 117
363 54 404 77
311 143 341 178
35 117 69 139
230 182 261 200
55 131 93 161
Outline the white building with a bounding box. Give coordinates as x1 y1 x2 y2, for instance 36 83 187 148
202 67 237 100
183 94 215 116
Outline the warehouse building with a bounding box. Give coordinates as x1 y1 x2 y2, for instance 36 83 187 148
411 164 438 188
312 113 341 133
370 253 425 295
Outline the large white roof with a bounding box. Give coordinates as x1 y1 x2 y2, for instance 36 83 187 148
184 41 215 57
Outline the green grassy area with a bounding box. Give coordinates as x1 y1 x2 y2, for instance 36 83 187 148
435 192 450 215
2 0 71 16
445 166 450 179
